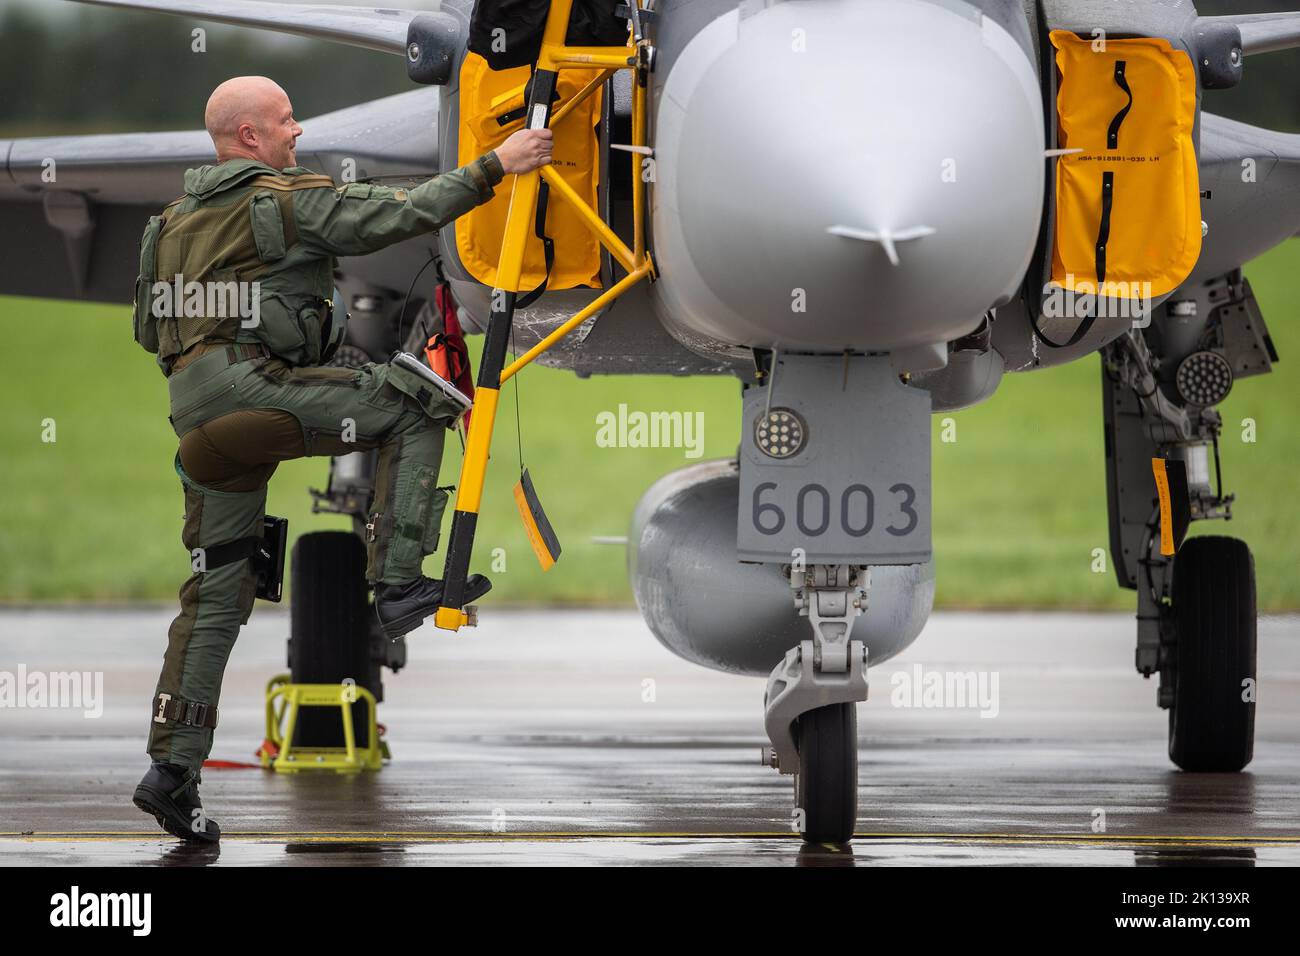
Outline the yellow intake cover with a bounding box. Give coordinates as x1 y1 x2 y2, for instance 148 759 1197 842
1049 31 1202 298
456 51 604 292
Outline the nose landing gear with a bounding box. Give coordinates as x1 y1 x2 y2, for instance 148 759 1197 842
747 353 933 845
763 565 871 845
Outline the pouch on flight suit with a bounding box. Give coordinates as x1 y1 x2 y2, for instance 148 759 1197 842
384 360 465 423
388 469 454 571
1049 31 1202 299
133 214 166 353
166 349 242 435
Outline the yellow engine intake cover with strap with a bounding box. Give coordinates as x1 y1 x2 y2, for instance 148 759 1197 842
456 51 604 292
1049 31 1202 299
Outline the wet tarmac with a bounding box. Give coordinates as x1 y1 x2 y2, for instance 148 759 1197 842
1 608 1298 866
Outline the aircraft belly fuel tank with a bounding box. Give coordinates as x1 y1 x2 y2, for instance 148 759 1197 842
650 0 1045 353
629 461 936 676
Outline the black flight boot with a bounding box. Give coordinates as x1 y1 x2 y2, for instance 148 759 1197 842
133 762 220 843
374 574 492 639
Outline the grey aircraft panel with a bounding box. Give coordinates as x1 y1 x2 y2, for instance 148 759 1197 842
971 0 1036 58
1040 0 1198 41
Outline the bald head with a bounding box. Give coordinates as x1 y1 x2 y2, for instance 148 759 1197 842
205 76 302 169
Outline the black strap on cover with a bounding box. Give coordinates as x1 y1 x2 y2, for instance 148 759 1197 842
1095 61 1128 287
1107 61 1133 149
515 181 555 310
496 80 561 127
1032 174 1113 350
1030 304 1100 350
1095 171 1115 286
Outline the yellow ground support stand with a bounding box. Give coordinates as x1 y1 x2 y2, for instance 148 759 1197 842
259 674 389 773
433 0 656 631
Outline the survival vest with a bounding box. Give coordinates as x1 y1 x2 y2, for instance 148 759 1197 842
1049 31 1202 301
132 163 338 372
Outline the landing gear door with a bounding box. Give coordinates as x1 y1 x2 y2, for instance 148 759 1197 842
737 355 932 566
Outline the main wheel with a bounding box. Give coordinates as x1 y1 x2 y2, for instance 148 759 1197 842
1168 535 1256 772
794 703 858 844
288 531 378 748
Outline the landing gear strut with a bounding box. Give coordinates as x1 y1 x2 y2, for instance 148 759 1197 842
1102 273 1272 771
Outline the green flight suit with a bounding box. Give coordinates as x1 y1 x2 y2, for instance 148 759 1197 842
138 152 504 770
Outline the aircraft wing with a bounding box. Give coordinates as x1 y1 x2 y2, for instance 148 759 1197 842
1191 110 1300 283
67 0 427 55
0 89 438 303
1200 12 1300 56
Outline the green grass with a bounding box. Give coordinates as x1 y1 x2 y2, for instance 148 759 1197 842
3 243 1298 608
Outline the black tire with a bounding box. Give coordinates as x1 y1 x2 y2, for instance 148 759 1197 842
288 531 376 748
1168 536 1256 772
795 703 858 844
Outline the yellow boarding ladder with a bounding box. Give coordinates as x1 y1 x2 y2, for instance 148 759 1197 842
434 0 656 631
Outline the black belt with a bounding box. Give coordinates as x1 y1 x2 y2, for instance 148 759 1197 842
167 342 269 377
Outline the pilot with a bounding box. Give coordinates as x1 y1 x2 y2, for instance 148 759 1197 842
130 75 552 842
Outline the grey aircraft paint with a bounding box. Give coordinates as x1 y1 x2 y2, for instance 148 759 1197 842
2 0 1291 384
1 1 1297 713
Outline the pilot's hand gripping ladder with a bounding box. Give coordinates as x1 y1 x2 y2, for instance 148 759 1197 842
433 0 656 631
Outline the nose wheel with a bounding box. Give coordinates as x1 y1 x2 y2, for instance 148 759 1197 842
794 702 859 844
1167 536 1257 772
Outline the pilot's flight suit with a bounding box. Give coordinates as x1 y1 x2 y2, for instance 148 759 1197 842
132 152 504 772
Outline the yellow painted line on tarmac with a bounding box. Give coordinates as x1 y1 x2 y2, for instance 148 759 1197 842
3 830 1300 847
858 832 1300 844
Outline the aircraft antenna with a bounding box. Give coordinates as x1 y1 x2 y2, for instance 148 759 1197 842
765 347 780 418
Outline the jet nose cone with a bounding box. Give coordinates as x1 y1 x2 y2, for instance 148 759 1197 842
652 0 1045 352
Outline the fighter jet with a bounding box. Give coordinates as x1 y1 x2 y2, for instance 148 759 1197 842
2 0 1294 843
